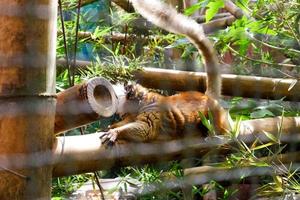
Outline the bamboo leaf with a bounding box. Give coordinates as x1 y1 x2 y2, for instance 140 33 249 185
205 0 224 22
251 142 275 151
288 79 298 91
263 131 278 143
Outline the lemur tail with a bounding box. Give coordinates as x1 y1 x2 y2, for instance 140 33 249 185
130 0 221 99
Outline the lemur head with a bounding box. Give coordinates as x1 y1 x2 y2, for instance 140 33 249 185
124 82 148 102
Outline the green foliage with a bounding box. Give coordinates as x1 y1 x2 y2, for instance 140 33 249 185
79 55 143 83
199 110 216 136
229 97 292 120
115 162 185 199
54 0 300 199
184 0 225 22
52 174 91 199
184 1 204 16
214 0 300 77
206 0 225 22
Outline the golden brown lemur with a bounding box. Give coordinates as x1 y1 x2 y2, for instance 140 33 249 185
99 0 232 146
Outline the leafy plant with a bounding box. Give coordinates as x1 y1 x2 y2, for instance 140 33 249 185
52 174 91 199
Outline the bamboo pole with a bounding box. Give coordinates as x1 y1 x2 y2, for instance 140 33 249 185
56 60 300 101
184 151 300 177
52 133 224 177
52 117 300 177
0 0 57 199
134 68 300 101
224 0 244 19
61 15 236 43
55 77 118 134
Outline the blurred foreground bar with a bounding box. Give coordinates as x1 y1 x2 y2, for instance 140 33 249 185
55 77 118 134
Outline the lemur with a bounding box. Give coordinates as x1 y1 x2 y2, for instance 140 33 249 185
99 0 232 146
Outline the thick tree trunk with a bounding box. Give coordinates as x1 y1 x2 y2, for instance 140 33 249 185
0 0 57 199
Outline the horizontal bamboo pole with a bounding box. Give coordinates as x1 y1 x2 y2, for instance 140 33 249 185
134 68 300 101
56 59 300 101
65 15 236 42
184 151 300 177
55 77 118 134
52 133 227 177
0 117 297 177
52 117 300 177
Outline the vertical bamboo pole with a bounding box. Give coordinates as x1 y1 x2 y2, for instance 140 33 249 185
0 0 57 199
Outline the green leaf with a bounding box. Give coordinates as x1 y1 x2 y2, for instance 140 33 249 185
288 80 298 91
247 20 277 35
184 2 202 16
205 0 225 22
251 142 275 151
263 131 278 143
250 109 275 119
232 117 243 138
199 112 210 129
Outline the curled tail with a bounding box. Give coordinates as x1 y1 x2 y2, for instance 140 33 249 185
130 0 221 99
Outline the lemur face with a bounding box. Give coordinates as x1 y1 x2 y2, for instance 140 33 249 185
125 83 147 101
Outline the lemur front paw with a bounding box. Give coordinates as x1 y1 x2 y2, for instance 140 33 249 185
99 129 119 147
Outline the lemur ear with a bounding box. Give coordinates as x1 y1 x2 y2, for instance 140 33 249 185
124 82 135 100
124 80 136 87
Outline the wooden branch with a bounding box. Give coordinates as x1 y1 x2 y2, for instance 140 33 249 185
126 15 237 35
70 14 235 43
57 58 91 69
142 14 237 34
61 0 134 12
112 0 135 12
113 1 237 34
55 77 118 134
194 13 232 23
62 0 98 9
224 0 244 19
75 31 145 43
52 116 300 177
202 16 236 34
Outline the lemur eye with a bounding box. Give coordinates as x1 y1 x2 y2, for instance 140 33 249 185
125 84 133 93
138 92 144 99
